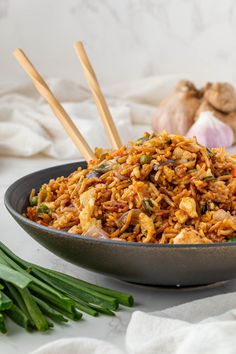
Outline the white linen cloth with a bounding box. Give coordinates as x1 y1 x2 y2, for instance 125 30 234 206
32 292 236 354
0 75 182 159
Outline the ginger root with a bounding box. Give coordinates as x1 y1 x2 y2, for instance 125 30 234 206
204 83 236 113
152 80 236 142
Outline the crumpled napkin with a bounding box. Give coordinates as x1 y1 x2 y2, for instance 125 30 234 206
0 76 181 159
31 292 236 354
31 338 123 354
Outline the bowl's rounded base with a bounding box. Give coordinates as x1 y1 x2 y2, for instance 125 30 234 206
125 280 228 289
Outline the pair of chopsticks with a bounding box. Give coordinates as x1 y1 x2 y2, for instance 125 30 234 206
14 42 122 162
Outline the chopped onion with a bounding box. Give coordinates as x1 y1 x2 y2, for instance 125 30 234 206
84 226 109 240
213 209 231 221
114 171 128 180
86 171 101 179
117 209 141 227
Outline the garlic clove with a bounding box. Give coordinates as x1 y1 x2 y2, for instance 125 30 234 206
186 111 234 149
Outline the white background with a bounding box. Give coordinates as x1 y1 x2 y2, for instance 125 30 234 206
1 0 236 86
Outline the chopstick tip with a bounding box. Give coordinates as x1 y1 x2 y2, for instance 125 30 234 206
74 41 84 50
13 47 21 56
13 48 25 61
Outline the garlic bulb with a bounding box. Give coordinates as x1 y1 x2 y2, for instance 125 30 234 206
152 80 201 135
186 111 234 149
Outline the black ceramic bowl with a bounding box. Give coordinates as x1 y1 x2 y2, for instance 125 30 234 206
4 161 236 286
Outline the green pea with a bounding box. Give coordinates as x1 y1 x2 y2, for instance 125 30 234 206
30 196 38 206
227 237 236 242
37 204 50 214
140 155 152 165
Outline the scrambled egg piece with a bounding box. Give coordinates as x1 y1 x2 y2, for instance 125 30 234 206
172 147 193 161
139 212 155 242
173 229 212 244
163 166 175 182
80 188 96 206
79 188 101 232
175 209 188 224
179 197 198 218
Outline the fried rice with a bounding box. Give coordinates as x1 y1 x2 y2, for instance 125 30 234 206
25 131 236 244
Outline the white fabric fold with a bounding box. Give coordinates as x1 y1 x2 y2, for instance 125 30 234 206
31 338 124 354
31 292 236 354
2 76 236 159
0 76 176 159
126 310 236 354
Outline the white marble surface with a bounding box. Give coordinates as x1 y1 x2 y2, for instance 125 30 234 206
1 0 236 86
1 155 236 353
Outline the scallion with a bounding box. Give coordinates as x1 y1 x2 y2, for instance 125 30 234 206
0 241 134 334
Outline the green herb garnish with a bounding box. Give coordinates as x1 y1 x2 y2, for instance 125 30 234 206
141 199 154 216
136 137 143 145
202 176 215 182
200 201 207 214
159 159 176 167
94 163 112 174
136 135 151 146
206 147 214 156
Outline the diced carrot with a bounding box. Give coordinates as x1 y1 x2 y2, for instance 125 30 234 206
111 150 126 157
231 168 236 177
27 207 37 220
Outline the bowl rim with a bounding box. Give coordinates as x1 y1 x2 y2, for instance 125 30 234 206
4 161 236 250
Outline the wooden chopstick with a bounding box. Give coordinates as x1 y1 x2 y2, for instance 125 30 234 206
13 48 95 162
74 41 122 150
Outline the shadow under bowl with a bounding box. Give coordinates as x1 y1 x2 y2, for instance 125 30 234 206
4 161 236 286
